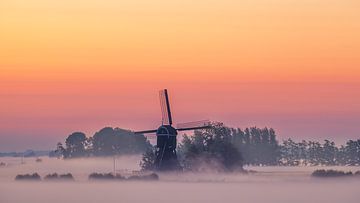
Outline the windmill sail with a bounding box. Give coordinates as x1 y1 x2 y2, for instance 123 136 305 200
134 129 157 134
159 89 173 125
176 120 211 131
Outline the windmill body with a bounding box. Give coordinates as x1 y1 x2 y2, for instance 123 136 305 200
135 89 210 171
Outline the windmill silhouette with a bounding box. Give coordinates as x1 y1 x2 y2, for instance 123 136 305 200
135 89 211 171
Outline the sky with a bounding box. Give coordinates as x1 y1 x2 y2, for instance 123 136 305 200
0 0 359 151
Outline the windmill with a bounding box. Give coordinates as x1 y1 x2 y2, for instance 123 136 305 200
134 89 211 171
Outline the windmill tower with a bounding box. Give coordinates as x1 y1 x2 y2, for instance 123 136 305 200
135 89 210 171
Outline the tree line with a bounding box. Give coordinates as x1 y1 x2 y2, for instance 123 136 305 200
54 123 360 168
178 123 360 167
54 127 151 158
279 138 360 166
199 123 360 166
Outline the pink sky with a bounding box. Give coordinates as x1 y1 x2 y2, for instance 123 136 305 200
1 81 359 151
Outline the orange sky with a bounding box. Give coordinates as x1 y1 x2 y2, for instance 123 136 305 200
0 0 359 150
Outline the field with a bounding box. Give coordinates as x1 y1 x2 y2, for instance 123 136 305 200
1 156 359 203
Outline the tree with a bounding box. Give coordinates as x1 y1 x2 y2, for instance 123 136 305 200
280 138 298 166
140 148 157 171
65 132 87 158
179 122 243 172
231 127 280 166
55 142 66 158
344 140 360 165
92 127 116 156
322 140 337 165
92 127 151 156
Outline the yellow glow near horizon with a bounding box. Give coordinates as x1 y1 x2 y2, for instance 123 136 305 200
1 0 359 81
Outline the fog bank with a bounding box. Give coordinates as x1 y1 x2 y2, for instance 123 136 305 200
1 157 359 203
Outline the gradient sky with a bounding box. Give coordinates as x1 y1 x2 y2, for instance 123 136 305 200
1 0 359 151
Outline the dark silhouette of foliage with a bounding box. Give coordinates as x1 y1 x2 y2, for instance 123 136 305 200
59 173 74 180
140 122 360 170
44 173 59 180
55 124 360 167
127 173 159 181
49 143 65 158
56 127 151 158
92 127 150 156
89 173 124 180
88 172 159 181
312 169 353 178
140 148 157 171
65 132 87 158
231 127 280 165
179 122 243 172
177 123 280 169
15 173 41 181
279 139 360 166
44 173 74 181
178 123 360 167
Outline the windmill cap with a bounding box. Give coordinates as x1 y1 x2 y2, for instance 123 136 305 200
157 125 177 136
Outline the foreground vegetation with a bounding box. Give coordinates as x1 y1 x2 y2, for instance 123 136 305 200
312 169 360 178
44 173 74 181
14 172 159 181
88 173 159 181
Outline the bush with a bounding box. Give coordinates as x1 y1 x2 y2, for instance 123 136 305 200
311 169 353 178
15 173 41 181
127 173 159 181
140 149 157 171
59 173 74 180
44 173 74 181
88 173 124 180
88 172 159 181
44 173 58 179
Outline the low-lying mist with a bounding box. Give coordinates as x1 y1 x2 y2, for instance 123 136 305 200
1 156 359 203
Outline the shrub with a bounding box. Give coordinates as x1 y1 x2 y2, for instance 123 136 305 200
88 172 159 181
140 149 156 171
59 173 74 180
15 173 41 181
127 173 159 181
44 173 58 180
88 173 124 180
44 173 74 181
311 169 353 178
